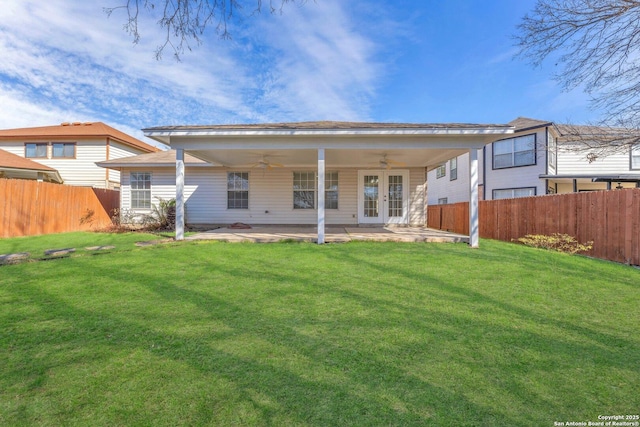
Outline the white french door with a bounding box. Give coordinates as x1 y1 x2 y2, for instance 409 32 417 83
357 170 409 224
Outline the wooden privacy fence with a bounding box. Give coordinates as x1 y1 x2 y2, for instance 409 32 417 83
427 189 640 265
1 179 120 238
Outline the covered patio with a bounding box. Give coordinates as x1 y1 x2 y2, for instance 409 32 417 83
186 225 468 243
143 121 514 247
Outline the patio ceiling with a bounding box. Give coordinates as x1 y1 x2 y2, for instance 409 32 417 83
185 147 470 170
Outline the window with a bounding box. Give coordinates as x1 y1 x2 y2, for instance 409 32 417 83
227 172 249 209
325 172 339 209
492 187 536 200
548 134 557 170
130 172 151 209
449 158 457 181
25 143 47 158
436 164 446 179
52 142 75 158
293 172 316 209
493 134 536 169
438 197 448 205
632 144 640 170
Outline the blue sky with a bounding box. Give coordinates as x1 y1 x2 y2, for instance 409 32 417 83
0 0 598 147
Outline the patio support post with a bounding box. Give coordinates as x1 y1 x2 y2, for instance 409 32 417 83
176 148 185 241
469 149 479 248
317 148 325 244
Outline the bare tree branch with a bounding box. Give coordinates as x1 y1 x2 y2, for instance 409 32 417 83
516 0 640 156
104 0 302 60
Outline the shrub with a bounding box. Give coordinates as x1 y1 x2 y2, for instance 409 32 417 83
146 197 176 230
516 233 593 255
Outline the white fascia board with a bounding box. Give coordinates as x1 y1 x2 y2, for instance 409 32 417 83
146 127 513 139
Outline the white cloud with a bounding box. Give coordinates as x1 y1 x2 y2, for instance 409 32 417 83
0 0 386 132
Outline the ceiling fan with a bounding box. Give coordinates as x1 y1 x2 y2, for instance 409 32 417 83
379 154 406 170
250 156 284 170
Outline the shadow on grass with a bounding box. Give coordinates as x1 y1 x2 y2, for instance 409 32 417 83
2 241 639 425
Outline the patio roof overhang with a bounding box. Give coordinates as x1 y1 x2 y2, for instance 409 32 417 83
143 122 514 170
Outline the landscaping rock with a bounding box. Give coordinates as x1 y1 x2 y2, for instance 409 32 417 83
85 245 116 251
44 248 76 257
0 252 30 265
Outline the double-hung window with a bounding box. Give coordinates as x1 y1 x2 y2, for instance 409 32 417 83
130 172 151 209
325 172 339 209
293 172 316 209
493 134 536 169
52 142 75 158
449 158 457 181
25 143 47 158
492 187 536 200
436 164 446 179
227 172 249 209
293 172 339 209
632 144 640 170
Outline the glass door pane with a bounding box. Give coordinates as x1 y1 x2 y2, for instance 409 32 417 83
363 175 379 218
387 175 403 218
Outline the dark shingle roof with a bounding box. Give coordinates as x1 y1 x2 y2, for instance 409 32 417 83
96 150 210 168
508 117 553 132
144 120 512 132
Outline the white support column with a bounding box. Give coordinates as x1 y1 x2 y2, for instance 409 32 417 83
469 148 479 248
317 148 325 244
176 148 185 241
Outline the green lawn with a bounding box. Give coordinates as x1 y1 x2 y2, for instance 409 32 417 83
1 234 638 426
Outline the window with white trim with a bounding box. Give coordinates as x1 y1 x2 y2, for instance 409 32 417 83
436 164 446 179
548 135 557 170
492 187 536 200
130 172 151 209
227 172 249 209
25 143 47 158
325 172 339 209
438 197 448 205
52 142 75 158
493 134 536 169
293 172 316 209
449 158 457 181
632 144 640 170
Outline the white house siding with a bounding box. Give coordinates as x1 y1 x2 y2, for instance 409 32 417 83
107 141 152 188
47 139 108 187
0 142 23 157
409 167 426 225
120 167 426 226
0 137 153 188
556 146 636 175
426 150 485 205
484 128 548 199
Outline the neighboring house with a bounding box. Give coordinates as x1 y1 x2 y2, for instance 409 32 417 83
0 122 160 188
98 121 515 245
427 117 640 204
0 149 63 183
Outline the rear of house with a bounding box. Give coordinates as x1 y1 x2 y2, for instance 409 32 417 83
99 121 515 245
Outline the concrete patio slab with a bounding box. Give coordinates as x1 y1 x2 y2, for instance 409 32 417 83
185 226 468 244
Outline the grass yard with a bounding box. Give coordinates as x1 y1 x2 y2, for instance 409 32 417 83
1 234 639 426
